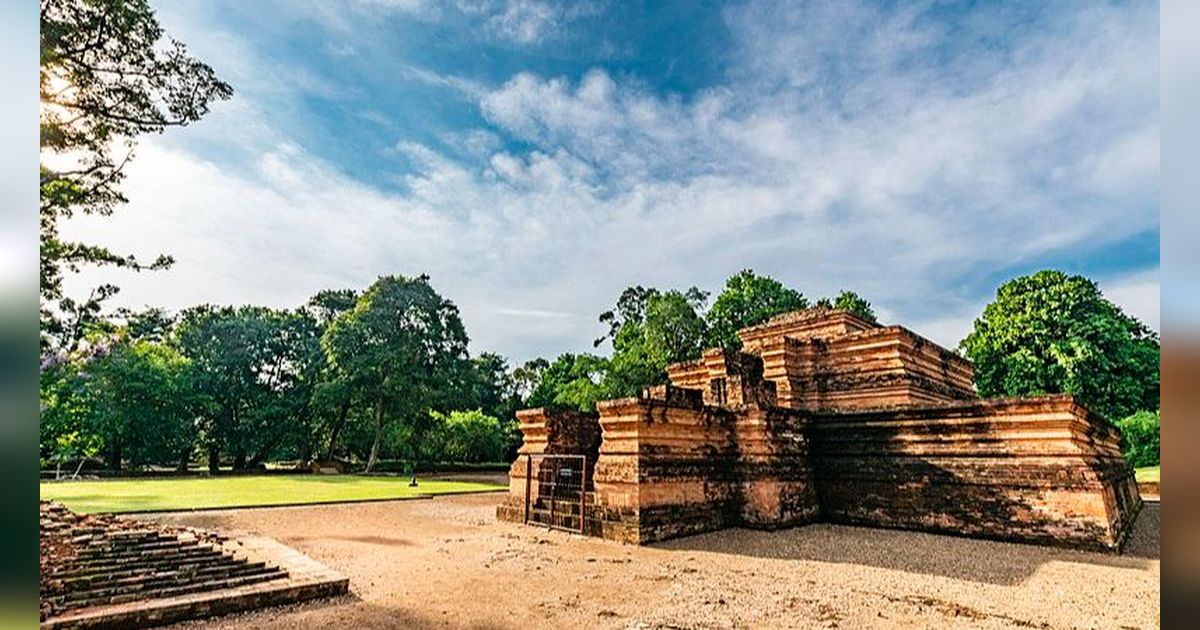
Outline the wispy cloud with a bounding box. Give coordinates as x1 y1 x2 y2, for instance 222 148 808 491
63 0 1159 361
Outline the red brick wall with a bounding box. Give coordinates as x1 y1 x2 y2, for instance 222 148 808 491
809 396 1141 550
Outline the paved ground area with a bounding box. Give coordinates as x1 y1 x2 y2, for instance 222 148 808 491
147 495 1159 630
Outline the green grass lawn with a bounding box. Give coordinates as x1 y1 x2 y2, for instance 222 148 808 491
1135 465 1159 483
40 474 505 514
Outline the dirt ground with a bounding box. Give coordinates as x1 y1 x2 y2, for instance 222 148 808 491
147 494 1159 630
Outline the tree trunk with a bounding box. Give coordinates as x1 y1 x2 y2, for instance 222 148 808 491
176 444 191 472
108 439 122 472
233 449 247 470
365 396 384 473
297 439 312 470
324 399 351 461
207 443 220 474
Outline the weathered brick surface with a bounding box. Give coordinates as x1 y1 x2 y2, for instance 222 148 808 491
500 308 1142 551
809 396 1139 550
498 407 602 519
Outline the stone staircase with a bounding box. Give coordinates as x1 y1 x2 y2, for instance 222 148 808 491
525 495 592 533
41 508 289 619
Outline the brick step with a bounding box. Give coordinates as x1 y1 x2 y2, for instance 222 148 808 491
81 534 190 552
527 507 586 530
52 547 232 579
72 542 223 565
76 542 201 561
61 559 269 594
76 569 290 609
106 530 163 540
56 562 277 605
75 542 209 564
43 555 253 593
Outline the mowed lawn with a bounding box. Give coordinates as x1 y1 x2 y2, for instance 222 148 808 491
1135 465 1159 483
40 475 505 514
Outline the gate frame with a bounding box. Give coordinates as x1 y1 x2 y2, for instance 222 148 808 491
522 453 588 534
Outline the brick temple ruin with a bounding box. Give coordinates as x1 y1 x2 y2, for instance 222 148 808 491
497 307 1142 551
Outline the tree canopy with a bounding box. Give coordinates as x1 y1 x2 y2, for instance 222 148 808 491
321 275 472 471
705 270 809 350
174 305 320 471
815 290 877 324
40 0 232 350
959 270 1159 421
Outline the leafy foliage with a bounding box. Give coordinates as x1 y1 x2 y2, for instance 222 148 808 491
40 337 196 471
426 409 513 463
1115 410 1159 468
815 290 877 323
40 0 232 349
960 270 1159 421
525 353 611 412
175 305 321 471
705 270 808 350
604 289 708 398
37 266 886 470
321 275 472 471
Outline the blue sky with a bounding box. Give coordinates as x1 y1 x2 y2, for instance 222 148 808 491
62 0 1160 362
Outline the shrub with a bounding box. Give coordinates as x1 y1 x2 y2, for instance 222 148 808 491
1115 409 1159 468
427 410 510 463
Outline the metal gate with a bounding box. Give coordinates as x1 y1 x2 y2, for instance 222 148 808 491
523 454 588 534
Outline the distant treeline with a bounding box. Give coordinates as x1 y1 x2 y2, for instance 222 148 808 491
39 269 1159 474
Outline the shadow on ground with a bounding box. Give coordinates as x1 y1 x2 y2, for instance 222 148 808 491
289 534 414 547
654 502 1159 586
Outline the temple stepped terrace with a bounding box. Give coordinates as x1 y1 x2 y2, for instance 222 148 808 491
498 308 1142 551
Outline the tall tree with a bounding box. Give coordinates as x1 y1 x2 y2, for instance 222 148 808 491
960 270 1159 421
525 353 610 413
815 290 878 323
303 289 360 461
39 336 196 471
705 270 808 350
467 352 521 423
174 305 317 471
322 275 471 472
512 357 550 401
40 0 232 349
603 289 709 398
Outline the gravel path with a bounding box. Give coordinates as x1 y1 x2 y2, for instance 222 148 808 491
147 495 1159 630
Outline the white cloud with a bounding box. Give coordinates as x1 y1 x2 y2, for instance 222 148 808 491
59 0 1158 363
465 0 605 46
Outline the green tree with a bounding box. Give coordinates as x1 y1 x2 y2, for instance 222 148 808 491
815 290 878 323
705 270 808 350
512 357 550 401
175 305 318 471
525 353 610 412
88 340 196 470
322 275 471 472
120 306 176 343
1115 410 1159 468
40 0 232 349
303 289 360 462
603 289 709 398
40 337 196 471
427 409 510 463
467 353 518 419
960 270 1159 421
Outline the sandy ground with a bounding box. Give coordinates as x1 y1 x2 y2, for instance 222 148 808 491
147 494 1159 630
